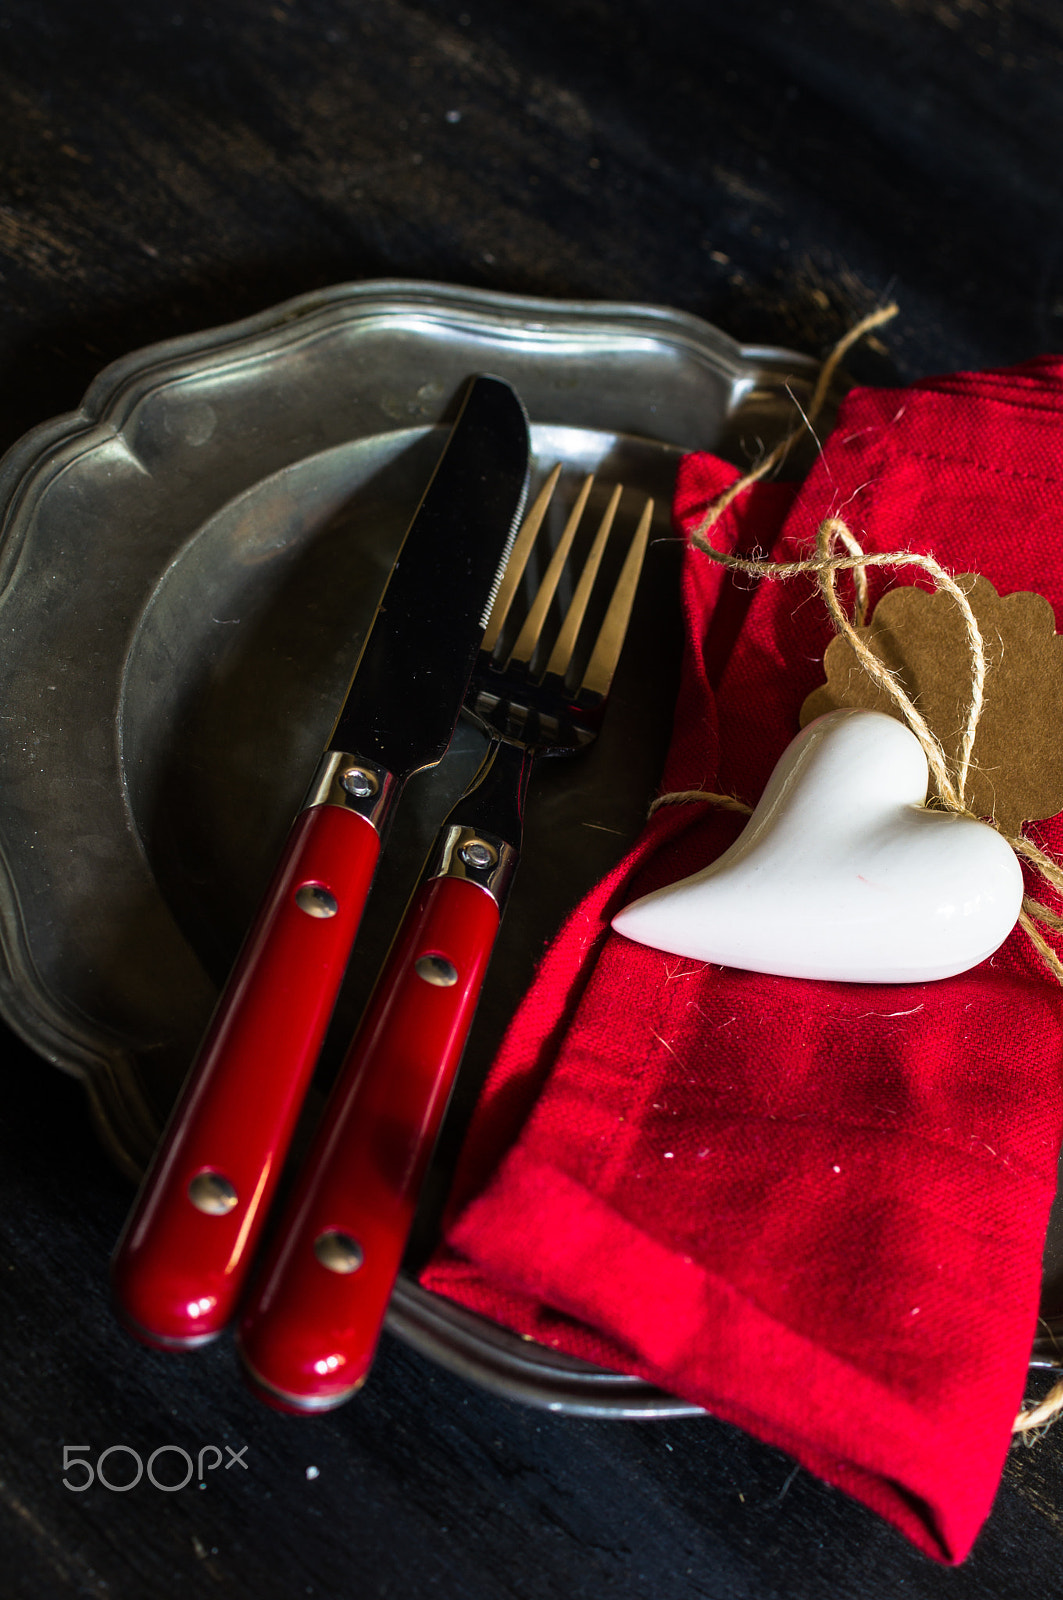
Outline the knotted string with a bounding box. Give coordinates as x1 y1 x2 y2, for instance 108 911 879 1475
686 519 1063 989
659 305 1063 1433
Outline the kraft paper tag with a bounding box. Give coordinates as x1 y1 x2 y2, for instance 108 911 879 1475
800 574 1063 834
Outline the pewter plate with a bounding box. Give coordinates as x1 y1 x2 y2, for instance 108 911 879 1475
0 280 829 1416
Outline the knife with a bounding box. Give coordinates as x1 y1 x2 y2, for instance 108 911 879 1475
111 374 530 1350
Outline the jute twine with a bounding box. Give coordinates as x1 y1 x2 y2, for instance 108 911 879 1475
655 304 1063 1436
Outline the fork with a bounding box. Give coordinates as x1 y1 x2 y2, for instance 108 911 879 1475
236 469 654 1411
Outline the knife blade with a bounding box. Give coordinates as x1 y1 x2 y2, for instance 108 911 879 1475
111 374 530 1350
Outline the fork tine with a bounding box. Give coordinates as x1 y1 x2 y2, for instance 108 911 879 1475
506 472 594 672
579 495 654 701
482 463 561 656
542 482 623 682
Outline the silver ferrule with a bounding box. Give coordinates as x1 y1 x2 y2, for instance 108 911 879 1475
301 750 398 832
427 824 519 908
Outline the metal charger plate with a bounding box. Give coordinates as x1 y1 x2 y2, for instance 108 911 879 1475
0 279 846 1416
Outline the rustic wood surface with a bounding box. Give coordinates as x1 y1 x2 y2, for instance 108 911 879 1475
3 2 1063 1595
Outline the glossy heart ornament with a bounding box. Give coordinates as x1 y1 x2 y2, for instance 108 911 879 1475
612 709 1024 984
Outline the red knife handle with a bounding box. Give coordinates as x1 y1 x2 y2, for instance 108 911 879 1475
111 799 386 1350
237 869 503 1410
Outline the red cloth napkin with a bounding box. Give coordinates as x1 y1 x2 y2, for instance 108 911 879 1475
421 360 1063 1564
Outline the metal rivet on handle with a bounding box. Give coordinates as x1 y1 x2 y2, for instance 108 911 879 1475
414 953 459 987
295 883 339 918
314 1230 365 1275
188 1171 239 1215
340 766 379 799
459 838 497 869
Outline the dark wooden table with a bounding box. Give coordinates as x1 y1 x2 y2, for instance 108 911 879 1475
4 2 1063 1595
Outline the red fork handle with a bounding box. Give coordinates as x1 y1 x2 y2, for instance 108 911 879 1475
111 800 384 1349
236 871 501 1411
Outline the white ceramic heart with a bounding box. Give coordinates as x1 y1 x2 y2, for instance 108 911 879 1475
612 708 1024 984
